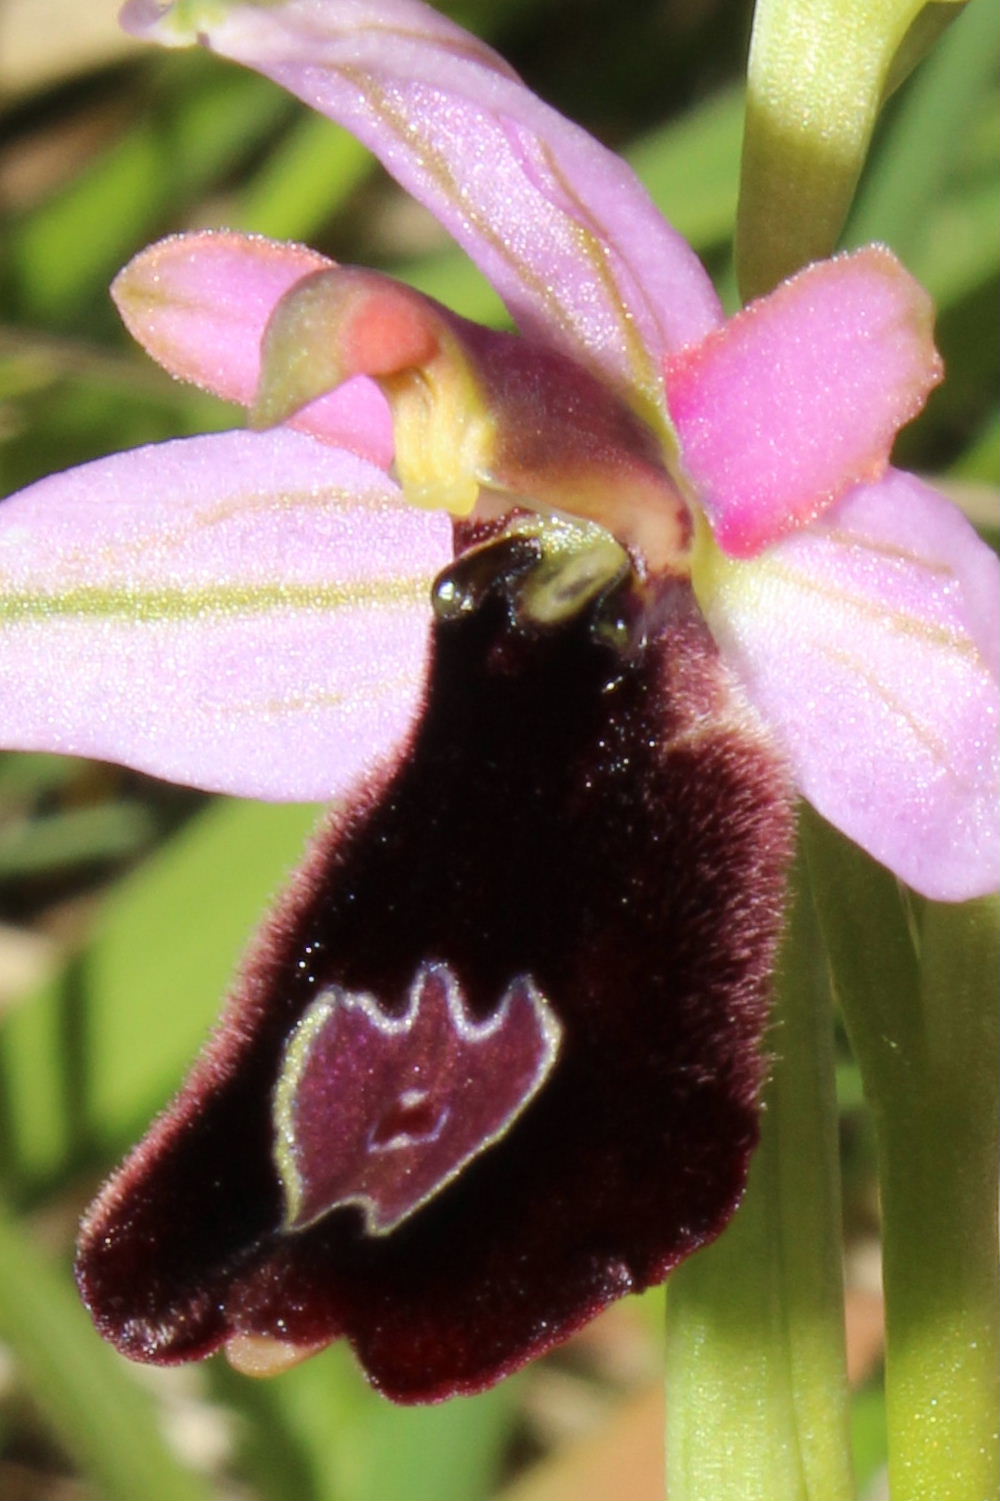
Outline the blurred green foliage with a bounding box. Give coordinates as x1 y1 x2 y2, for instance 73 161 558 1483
0 0 995 1497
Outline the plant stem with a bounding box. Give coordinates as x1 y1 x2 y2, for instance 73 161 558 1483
736 0 961 299
665 835 854 1501
802 808 999 1501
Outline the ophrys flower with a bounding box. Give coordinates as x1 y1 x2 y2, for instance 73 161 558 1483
0 0 995 1401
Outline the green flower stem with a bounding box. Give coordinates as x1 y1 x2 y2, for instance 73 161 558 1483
802 809 999 1501
665 836 854 1501
736 0 967 300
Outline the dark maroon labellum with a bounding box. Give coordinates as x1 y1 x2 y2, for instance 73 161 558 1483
77 519 794 1402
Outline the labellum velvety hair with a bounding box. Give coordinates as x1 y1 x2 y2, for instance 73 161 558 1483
77 514 794 1402
2 0 994 1415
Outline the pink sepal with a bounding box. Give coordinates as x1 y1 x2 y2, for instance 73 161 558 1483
0 429 449 800
699 469 999 899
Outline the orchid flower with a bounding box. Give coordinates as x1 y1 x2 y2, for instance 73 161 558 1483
0 0 996 1405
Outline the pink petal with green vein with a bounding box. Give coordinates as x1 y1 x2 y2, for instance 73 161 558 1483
0 429 449 800
114 232 394 466
121 0 722 413
697 470 1000 900
667 248 943 558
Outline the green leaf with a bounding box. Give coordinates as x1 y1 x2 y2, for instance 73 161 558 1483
9 58 290 321
950 409 1000 484
355 1380 516 1501
214 1341 516 1501
0 802 155 877
845 0 999 274
628 86 743 253
665 836 854 1501
0 797 321 1190
850 1380 888 1493
0 1198 215 1501
391 247 509 327
233 112 374 241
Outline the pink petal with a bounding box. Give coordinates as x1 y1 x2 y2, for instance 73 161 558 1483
114 232 394 466
667 248 943 558
122 0 722 408
698 469 999 900
0 429 450 800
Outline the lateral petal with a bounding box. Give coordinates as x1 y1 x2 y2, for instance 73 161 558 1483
696 469 1000 900
0 429 449 801
667 248 942 558
121 0 722 415
113 232 394 466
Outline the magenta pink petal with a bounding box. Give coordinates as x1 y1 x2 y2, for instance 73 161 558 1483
697 469 999 899
114 232 394 466
667 248 943 558
122 0 722 409
0 429 450 800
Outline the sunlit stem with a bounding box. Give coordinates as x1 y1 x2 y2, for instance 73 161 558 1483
665 833 854 1501
736 0 966 300
802 808 999 1501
